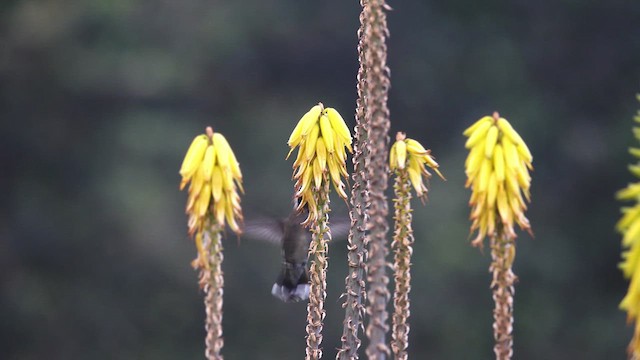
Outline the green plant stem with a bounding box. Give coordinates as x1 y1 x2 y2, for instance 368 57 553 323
391 170 413 360
306 179 331 360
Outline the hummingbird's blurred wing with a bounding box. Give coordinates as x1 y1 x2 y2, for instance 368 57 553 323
242 217 284 244
328 215 351 241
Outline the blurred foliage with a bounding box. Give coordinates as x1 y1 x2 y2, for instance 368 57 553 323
1 0 639 359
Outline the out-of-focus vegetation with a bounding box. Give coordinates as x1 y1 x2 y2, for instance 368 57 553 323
1 1 639 359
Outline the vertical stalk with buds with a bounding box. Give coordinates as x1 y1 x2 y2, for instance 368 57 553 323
361 0 392 357
463 112 533 360
389 132 444 359
287 103 353 360
179 127 243 360
616 95 640 359
337 1 370 358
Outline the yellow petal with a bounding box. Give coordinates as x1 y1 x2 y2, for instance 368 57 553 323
463 116 493 137
202 145 216 181
296 167 313 197
222 167 235 192
618 184 640 201
497 189 511 225
305 124 320 160
190 165 206 199
465 144 484 183
320 114 335 153
227 146 242 180
484 125 499 158
328 155 341 185
316 140 327 172
213 133 231 169
487 207 496 237
477 158 492 193
516 142 533 163
405 138 427 154
215 193 226 226
324 108 352 144
493 144 505 182
487 173 497 209
496 117 524 147
225 193 240 234
333 180 348 199
407 167 424 197
620 246 640 278
293 161 307 180
502 138 519 170
313 157 323 189
389 142 398 170
333 134 347 163
288 104 322 146
180 134 209 186
185 190 198 213
464 120 492 149
293 146 305 169
408 156 422 175
629 147 640 158
395 140 407 169
515 163 531 196
618 205 640 232
197 183 212 217
504 168 520 197
422 152 439 168
211 167 223 202
624 219 640 247
628 165 640 178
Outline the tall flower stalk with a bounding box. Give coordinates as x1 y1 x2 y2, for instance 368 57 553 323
616 95 640 359
287 103 352 360
389 132 444 360
337 1 370 358
361 0 392 358
463 112 533 360
179 126 243 360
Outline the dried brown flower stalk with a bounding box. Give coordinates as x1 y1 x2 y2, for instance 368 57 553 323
200 228 225 360
363 0 392 358
490 226 516 360
306 179 331 360
390 170 413 360
337 1 370 359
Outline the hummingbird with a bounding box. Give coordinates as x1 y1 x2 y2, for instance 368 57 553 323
243 204 350 302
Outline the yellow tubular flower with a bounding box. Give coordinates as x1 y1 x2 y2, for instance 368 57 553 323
463 112 533 247
389 132 445 201
179 135 209 190
287 103 352 224
181 127 241 360
617 95 640 359
180 127 244 240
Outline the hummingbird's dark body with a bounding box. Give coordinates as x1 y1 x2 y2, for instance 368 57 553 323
243 211 311 302
271 211 311 302
244 207 349 303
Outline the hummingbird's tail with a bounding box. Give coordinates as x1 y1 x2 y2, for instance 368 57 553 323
271 262 309 302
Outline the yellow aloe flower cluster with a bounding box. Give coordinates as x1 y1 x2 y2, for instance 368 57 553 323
389 132 445 200
464 112 532 247
617 96 640 357
287 103 352 222
180 126 243 238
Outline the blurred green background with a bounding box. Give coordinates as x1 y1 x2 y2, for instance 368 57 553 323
1 1 640 359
